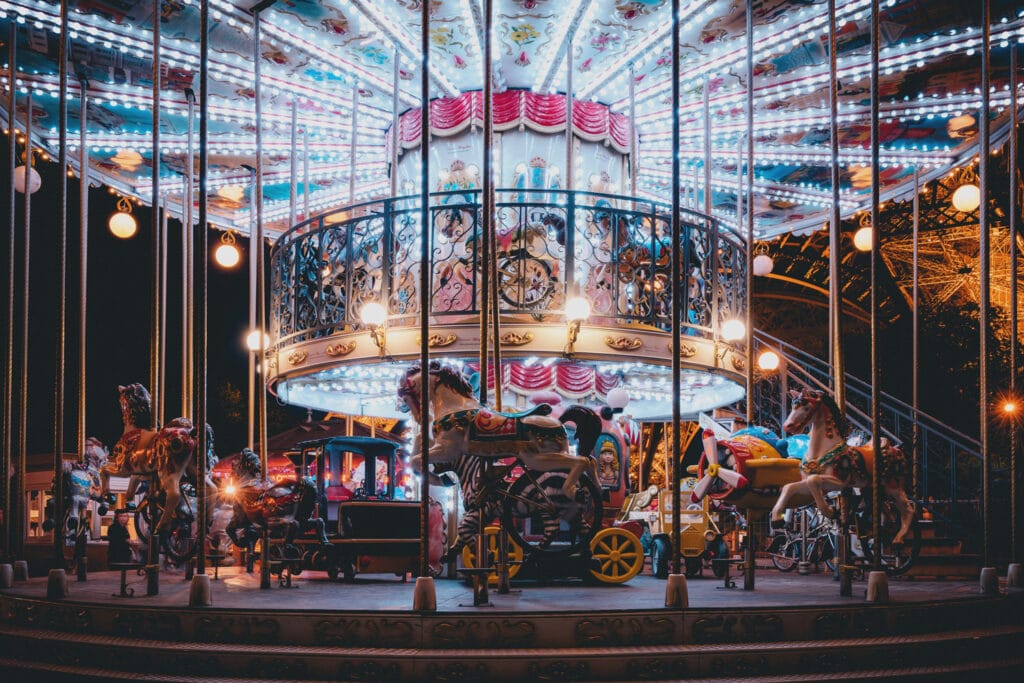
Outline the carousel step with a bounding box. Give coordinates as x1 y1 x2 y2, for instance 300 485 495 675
1 623 1022 681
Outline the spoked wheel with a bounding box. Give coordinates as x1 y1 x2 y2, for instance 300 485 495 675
771 538 801 572
496 256 555 310
858 496 921 576
161 515 197 565
461 525 524 585
588 527 644 584
501 470 602 555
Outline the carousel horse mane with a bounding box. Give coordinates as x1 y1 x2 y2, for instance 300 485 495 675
233 448 262 480
814 391 850 438
432 364 475 398
119 383 153 427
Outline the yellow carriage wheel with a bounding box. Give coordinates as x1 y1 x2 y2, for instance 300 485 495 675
461 525 524 585
589 527 644 584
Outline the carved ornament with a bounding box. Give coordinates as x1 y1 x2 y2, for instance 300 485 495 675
325 341 357 357
286 350 308 366
500 331 534 346
604 336 643 351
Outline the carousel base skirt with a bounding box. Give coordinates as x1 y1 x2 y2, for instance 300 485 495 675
1 567 1022 681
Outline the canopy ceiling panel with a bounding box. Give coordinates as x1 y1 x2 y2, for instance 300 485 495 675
0 0 1020 237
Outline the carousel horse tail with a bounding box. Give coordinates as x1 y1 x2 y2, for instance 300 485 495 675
559 405 603 458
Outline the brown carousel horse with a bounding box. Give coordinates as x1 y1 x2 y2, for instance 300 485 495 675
770 388 916 548
99 384 218 536
225 448 328 555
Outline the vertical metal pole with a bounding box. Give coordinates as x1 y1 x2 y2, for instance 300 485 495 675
289 100 297 226
16 92 31 561
53 0 69 568
912 169 920 502
78 84 88 457
252 4 270 590
194 0 211 581
248 169 257 451
743 0 756 591
349 83 359 205
480 0 492 406
3 22 16 559
979 0 992 569
303 128 310 219
419 0 433 581
183 89 195 419
490 37 507 412
869 0 882 573
1010 44 1019 564
704 83 717 343
565 40 574 195
151 0 162 427
670 0 682 578
159 199 168 426
629 65 638 200
391 49 401 199
827 0 846 414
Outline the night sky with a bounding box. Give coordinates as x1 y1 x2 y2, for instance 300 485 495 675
0 133 309 458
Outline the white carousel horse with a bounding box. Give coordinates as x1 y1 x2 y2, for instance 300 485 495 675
769 388 916 546
99 383 218 535
43 436 109 538
397 362 601 498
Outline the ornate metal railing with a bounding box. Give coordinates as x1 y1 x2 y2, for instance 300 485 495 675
750 331 983 528
270 189 746 349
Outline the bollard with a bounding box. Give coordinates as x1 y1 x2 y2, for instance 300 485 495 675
1007 563 1021 588
0 564 12 588
413 576 437 611
664 573 688 608
188 573 212 607
980 566 999 595
866 571 889 603
46 569 69 600
13 560 28 581
839 565 855 597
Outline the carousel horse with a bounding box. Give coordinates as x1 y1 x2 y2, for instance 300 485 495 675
224 448 328 551
769 388 916 546
42 437 109 539
99 383 218 535
398 362 603 559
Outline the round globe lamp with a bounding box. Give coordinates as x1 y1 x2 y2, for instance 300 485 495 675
108 198 138 239
214 231 241 269
853 226 873 252
721 318 746 341
13 165 41 194
757 350 781 372
752 253 774 276
245 329 270 352
951 183 980 213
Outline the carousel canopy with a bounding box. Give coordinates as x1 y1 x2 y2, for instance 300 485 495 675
0 0 1020 237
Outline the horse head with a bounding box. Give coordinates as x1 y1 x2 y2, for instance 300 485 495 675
783 388 849 437
83 437 109 471
118 383 153 428
399 360 466 420
233 447 263 483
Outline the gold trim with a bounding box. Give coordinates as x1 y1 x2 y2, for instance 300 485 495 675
731 356 746 371
427 333 457 348
604 336 643 351
500 331 534 346
286 350 308 366
669 342 698 358
325 341 357 357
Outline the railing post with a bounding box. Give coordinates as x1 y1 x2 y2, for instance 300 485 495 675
345 223 355 328
382 200 394 314
565 190 576 297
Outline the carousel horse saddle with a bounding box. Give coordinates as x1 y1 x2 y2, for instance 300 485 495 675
434 406 560 442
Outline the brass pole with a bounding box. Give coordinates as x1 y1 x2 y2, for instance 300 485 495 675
16 92 31 561
77 82 88 460
290 99 298 226
742 0 756 591
52 0 69 568
248 168 257 451
159 199 168 426
419 0 432 581
183 89 195 419
704 83 717 344
3 21 16 560
869 0 882 573
630 64 638 200
670 0 682 577
912 169 920 502
349 83 359 205
979 0 992 569
480 0 492 406
1010 43 1019 564
150 0 162 427
827 0 846 414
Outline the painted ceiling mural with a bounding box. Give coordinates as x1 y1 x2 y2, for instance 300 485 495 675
0 0 1020 236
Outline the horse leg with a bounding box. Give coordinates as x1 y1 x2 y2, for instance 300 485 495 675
885 484 916 547
803 474 845 520
771 481 807 526
158 476 182 534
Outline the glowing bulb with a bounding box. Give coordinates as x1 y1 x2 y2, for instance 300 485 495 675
246 329 270 351
853 226 873 252
565 296 592 323
360 302 387 327
108 198 138 239
752 253 774 276
721 318 746 341
757 350 781 371
951 183 980 212
215 242 241 268
12 165 41 194
1003 401 1017 415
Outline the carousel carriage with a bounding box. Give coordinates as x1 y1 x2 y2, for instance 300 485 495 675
398 362 646 584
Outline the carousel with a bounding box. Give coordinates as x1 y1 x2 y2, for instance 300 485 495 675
1 1 1024 681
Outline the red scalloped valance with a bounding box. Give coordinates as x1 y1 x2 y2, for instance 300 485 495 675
466 360 623 401
390 91 632 155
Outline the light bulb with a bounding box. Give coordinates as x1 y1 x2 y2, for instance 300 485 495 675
721 318 746 341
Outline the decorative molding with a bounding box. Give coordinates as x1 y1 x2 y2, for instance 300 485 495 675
428 333 458 348
500 330 534 346
668 342 698 358
604 336 643 351
325 341 357 357
286 350 308 366
731 356 745 371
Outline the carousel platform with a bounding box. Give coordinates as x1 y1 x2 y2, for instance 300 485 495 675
1 567 1022 682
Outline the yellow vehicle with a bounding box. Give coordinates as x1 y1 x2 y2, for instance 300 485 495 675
649 477 737 579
